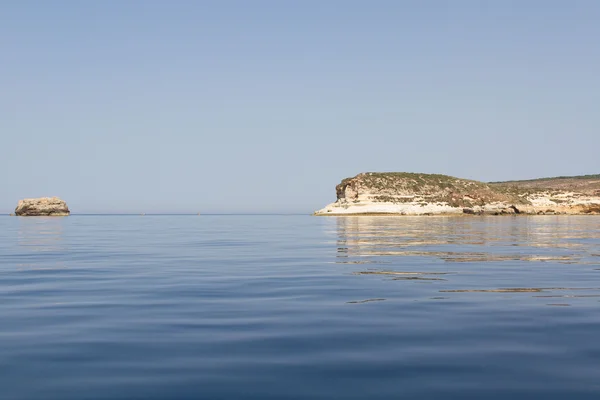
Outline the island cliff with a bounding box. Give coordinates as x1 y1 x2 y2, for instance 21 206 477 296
314 173 600 216
14 197 70 216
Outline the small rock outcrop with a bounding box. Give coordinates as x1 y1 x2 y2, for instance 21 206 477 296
314 172 600 216
14 197 70 216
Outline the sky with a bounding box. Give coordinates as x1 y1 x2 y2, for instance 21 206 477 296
1 1 599 214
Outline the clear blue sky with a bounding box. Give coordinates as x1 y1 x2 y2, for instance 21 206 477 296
2 1 599 213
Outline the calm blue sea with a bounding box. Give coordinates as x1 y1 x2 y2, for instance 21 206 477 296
1 215 600 399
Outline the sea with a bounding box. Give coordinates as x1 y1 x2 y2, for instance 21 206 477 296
1 215 600 399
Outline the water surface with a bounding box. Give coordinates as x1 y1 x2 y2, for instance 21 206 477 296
1 215 600 399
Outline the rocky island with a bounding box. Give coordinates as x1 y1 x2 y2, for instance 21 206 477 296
14 197 70 216
314 173 600 216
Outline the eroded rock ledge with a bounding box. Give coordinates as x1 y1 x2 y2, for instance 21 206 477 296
315 173 600 216
15 197 70 216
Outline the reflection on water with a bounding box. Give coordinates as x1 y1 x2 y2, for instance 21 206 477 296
335 216 600 304
336 215 600 263
17 217 66 251
15 217 68 270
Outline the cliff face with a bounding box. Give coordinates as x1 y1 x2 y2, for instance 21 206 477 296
315 173 600 216
14 197 70 216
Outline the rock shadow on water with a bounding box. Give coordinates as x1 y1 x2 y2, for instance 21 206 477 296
331 260 392 265
346 298 387 304
440 287 600 305
534 294 600 298
441 288 544 293
440 287 600 293
354 271 450 276
353 270 450 281
390 276 447 281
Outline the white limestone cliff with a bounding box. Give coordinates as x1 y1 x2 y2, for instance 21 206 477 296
315 173 600 216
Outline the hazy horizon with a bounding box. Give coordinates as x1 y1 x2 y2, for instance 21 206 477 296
3 170 599 215
2 1 599 214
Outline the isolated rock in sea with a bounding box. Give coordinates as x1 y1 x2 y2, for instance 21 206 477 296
314 172 600 216
14 197 70 216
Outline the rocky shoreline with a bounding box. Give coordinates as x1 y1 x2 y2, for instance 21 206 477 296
315 173 600 216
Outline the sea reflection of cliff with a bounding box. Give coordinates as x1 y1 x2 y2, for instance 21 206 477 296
335 216 600 264
17 217 67 253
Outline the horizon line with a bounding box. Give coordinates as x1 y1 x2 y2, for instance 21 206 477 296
1 212 312 216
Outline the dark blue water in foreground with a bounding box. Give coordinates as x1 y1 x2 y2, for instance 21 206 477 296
1 215 600 399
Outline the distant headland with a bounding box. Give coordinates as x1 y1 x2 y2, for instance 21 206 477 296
14 197 70 216
314 173 600 216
